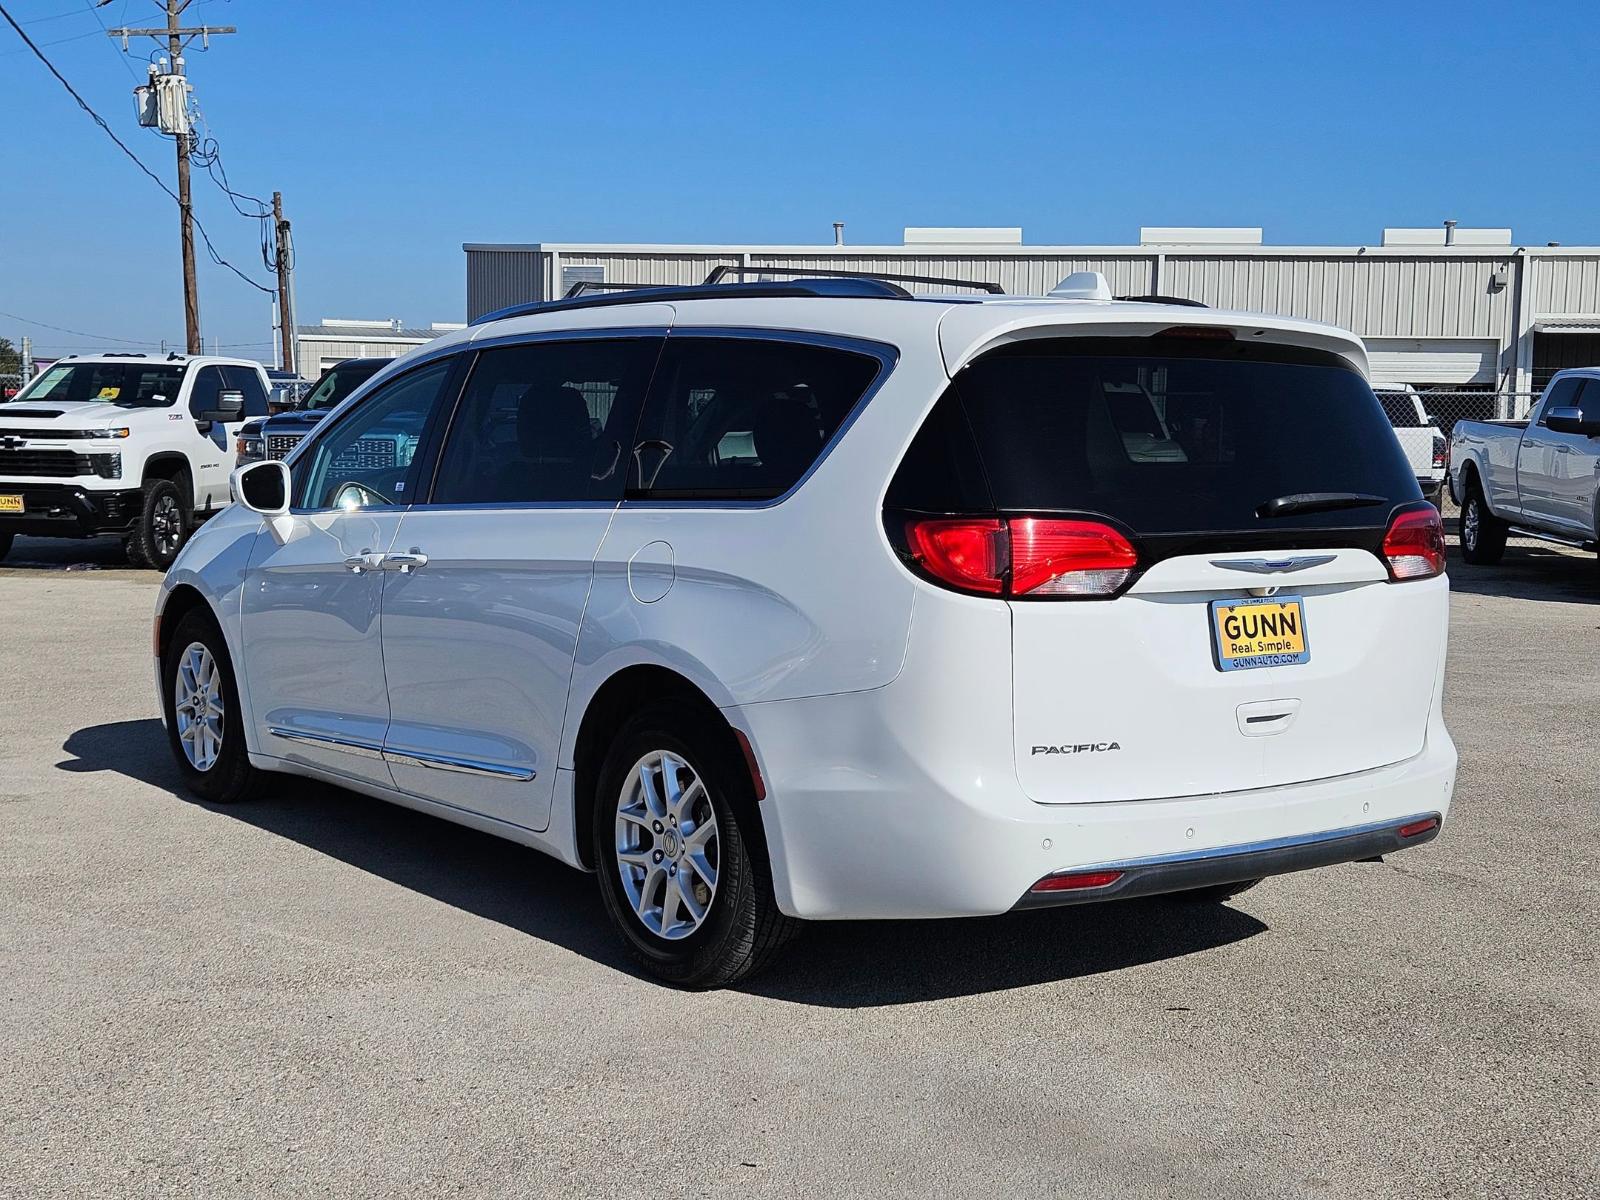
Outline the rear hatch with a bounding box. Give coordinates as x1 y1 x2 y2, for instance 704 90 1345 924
885 333 1444 804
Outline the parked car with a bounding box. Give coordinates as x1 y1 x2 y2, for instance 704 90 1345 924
154 273 1456 986
264 370 311 415
1376 384 1447 504
0 352 270 568
235 357 389 467
1448 367 1600 563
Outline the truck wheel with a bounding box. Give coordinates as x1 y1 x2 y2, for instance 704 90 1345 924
129 478 189 570
0 532 11 563
1459 480 1507 565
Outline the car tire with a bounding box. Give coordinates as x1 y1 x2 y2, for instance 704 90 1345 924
1459 479 1508 565
1171 878 1262 904
130 477 189 571
592 701 797 988
160 608 265 804
0 531 12 563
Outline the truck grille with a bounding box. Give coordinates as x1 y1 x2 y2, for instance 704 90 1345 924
330 437 396 473
0 450 95 477
265 433 304 460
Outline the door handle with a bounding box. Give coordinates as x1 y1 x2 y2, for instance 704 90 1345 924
381 549 429 573
344 549 382 573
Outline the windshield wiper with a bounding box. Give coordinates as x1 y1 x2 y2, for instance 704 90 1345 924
1256 492 1387 518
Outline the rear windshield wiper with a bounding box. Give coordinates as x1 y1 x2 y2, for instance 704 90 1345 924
1256 492 1387 519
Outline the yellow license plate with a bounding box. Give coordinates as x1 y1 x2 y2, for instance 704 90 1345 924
1210 595 1310 672
0 495 22 513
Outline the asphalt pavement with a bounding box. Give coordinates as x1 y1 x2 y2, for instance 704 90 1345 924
1 535 1595 1198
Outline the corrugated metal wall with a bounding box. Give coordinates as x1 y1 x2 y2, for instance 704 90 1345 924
465 247 1600 358
1531 256 1600 314
294 338 422 379
1162 255 1514 338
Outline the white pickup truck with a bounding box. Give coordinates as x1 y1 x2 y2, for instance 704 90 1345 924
0 352 270 568
1376 385 1447 504
1448 367 1600 564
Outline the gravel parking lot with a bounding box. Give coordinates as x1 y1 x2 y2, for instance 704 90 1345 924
1 535 1595 1199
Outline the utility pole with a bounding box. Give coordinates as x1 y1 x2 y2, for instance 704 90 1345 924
107 2 235 355
272 191 295 374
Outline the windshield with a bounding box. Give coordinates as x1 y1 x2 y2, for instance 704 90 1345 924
10 361 186 408
301 362 382 411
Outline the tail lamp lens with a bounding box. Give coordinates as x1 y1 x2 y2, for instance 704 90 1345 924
1382 507 1446 581
1431 436 1447 468
904 517 1137 599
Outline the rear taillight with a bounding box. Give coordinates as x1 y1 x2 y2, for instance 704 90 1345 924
903 517 1137 599
1382 507 1446 581
1431 436 1447 469
1397 816 1440 838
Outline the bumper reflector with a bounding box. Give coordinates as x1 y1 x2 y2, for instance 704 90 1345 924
1397 817 1440 839
1030 869 1124 893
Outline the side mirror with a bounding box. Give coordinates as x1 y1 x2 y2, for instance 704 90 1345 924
232 459 290 515
1545 406 1600 436
202 389 245 423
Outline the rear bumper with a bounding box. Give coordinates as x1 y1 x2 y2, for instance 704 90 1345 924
1416 475 1444 505
0 483 142 537
1014 811 1441 909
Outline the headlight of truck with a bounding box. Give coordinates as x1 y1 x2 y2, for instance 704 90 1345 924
236 435 265 462
88 427 131 439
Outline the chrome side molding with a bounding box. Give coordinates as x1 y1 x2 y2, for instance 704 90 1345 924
267 726 535 781
382 747 535 781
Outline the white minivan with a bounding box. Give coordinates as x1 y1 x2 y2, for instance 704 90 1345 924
154 272 1456 986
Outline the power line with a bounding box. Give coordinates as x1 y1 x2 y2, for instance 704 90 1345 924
81 0 139 81
0 1 274 297
0 307 163 345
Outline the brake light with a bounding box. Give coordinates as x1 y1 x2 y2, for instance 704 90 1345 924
1382 507 1446 581
903 517 1137 598
1031 869 1124 893
1431 436 1447 469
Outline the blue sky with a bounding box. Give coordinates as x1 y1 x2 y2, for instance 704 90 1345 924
4 0 1598 362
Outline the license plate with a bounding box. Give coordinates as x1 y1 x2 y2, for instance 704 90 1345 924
1210 595 1310 672
0 495 22 513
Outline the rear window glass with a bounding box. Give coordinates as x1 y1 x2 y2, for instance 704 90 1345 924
1377 394 1424 427
888 337 1421 534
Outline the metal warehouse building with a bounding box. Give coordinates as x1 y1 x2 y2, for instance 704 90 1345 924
293 317 465 380
464 226 1600 411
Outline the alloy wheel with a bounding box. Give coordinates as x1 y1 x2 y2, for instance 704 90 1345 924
1463 497 1480 551
614 750 720 940
173 641 224 771
152 494 181 558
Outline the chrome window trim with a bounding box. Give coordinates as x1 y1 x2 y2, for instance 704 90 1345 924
621 326 900 511
269 726 536 781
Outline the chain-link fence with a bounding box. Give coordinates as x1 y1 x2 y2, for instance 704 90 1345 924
1 372 22 400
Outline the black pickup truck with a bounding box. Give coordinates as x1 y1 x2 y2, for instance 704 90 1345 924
234 357 388 467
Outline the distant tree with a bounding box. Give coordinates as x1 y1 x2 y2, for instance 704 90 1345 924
0 337 19 376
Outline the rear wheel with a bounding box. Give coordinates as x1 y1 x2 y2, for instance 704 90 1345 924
160 608 265 804
130 477 189 570
1459 478 1507 565
592 702 796 988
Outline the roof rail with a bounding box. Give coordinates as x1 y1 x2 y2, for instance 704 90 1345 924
1115 294 1209 308
564 280 657 297
101 352 149 358
704 264 1005 294
471 277 910 325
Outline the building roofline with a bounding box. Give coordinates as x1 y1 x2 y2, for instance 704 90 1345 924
465 240 1600 259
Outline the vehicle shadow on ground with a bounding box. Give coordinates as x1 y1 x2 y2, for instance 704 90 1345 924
1444 544 1598 604
60 718 1267 1006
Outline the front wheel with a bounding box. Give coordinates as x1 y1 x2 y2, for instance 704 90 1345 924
592 702 796 988
1459 481 1508 565
130 477 190 570
160 608 266 804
